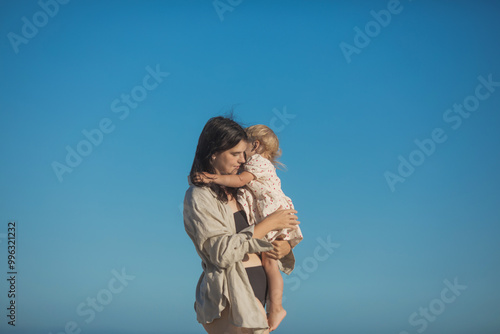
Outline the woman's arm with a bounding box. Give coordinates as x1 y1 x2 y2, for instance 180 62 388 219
183 187 273 269
251 208 300 239
265 238 292 260
195 171 255 188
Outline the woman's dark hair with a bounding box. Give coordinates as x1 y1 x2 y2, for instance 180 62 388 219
190 116 248 202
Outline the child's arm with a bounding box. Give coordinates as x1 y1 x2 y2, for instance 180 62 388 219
196 171 255 187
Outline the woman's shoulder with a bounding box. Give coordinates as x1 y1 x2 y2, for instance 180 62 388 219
185 184 216 202
183 185 223 223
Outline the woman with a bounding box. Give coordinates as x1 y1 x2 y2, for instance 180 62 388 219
184 116 300 333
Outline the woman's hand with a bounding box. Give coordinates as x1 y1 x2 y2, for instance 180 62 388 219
251 206 300 239
265 236 292 260
265 206 300 231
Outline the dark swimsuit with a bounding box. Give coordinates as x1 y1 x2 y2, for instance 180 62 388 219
233 210 268 307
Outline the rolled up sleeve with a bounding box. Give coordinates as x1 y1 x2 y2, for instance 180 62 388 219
204 225 273 269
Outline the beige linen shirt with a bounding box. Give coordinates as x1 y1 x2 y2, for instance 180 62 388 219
183 184 295 331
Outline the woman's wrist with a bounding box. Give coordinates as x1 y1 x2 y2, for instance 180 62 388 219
252 218 274 239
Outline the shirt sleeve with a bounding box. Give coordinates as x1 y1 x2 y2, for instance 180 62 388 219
184 187 273 270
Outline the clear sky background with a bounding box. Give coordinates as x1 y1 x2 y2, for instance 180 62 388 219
1 0 499 333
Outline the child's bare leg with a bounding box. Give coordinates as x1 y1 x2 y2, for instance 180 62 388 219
261 252 286 332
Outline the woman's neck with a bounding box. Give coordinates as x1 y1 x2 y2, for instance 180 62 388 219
226 190 242 212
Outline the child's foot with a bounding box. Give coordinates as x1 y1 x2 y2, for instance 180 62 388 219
267 307 287 332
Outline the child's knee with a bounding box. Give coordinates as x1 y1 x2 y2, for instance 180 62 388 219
262 258 279 273
261 253 273 264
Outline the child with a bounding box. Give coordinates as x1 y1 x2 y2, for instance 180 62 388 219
195 124 303 331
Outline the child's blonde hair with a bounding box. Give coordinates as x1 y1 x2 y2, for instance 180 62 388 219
245 124 285 169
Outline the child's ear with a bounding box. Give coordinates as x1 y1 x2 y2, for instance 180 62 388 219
253 140 261 153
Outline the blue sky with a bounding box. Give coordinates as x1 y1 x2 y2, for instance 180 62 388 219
1 0 499 333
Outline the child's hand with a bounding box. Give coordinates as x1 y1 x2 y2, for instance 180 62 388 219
193 172 212 184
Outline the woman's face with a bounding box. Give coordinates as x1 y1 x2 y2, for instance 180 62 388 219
212 140 247 175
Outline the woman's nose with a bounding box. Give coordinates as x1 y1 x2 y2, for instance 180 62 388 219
238 154 246 163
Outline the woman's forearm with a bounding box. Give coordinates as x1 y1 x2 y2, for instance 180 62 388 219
251 208 298 239
252 218 274 239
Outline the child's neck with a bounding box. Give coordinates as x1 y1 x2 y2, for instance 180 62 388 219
258 152 271 160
